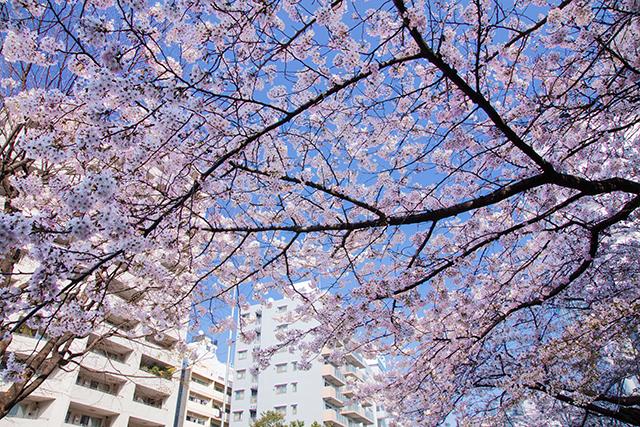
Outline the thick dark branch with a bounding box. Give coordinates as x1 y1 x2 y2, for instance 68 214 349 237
144 52 422 235
392 0 555 173
203 173 551 233
408 220 437 268
530 384 640 426
597 394 640 407
389 192 585 297
475 194 640 342
229 161 387 220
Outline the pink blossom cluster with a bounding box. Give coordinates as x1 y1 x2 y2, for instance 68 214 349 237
1 0 640 424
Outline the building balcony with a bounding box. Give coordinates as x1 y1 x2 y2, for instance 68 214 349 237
323 409 349 427
107 276 144 303
75 368 125 396
86 334 133 364
139 355 176 381
344 352 366 369
341 404 375 425
185 420 207 427
103 312 139 334
361 396 374 407
65 402 118 427
69 384 122 414
322 386 346 407
186 399 224 420
10 331 50 355
340 385 374 407
342 385 355 398
128 416 164 427
322 364 346 387
134 384 169 410
322 345 367 369
210 406 225 420
5 397 54 423
189 380 220 401
342 364 364 382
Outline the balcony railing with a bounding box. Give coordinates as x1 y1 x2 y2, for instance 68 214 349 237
341 404 375 425
342 364 364 381
322 385 346 407
134 394 163 408
323 408 350 427
322 364 347 386
91 347 127 363
75 374 118 395
345 352 366 368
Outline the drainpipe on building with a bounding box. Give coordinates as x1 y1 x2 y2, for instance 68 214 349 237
222 284 239 426
173 358 190 427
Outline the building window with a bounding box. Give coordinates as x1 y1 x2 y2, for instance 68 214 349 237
276 363 287 373
233 411 243 422
93 347 126 363
134 394 163 408
275 384 286 394
65 411 106 427
191 374 209 386
7 402 39 419
186 413 206 425
235 389 245 400
291 382 297 392
236 370 246 379
75 373 117 395
291 404 298 415
188 393 209 405
277 305 287 313
274 405 286 415
292 361 297 371
238 350 247 360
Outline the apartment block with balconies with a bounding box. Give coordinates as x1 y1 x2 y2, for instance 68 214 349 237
0 271 186 427
229 287 384 427
178 335 233 427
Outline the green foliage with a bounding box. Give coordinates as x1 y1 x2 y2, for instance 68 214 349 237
15 325 37 337
142 364 175 379
250 411 310 427
251 411 284 427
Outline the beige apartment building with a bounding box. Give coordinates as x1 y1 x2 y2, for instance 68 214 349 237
0 317 186 427
0 330 236 427
178 335 233 427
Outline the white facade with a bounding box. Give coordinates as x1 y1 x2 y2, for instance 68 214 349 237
230 296 383 427
0 295 186 427
179 335 233 427
364 359 389 427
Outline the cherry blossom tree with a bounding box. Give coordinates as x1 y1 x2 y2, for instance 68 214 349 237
1 0 640 424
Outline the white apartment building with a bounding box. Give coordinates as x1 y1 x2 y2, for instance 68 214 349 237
0 274 187 427
0 326 185 427
230 294 383 427
178 334 233 427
